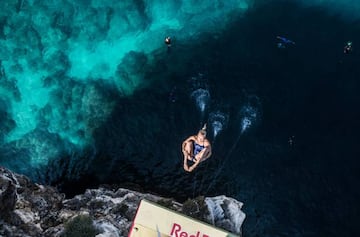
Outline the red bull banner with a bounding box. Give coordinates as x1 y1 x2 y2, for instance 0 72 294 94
128 199 239 237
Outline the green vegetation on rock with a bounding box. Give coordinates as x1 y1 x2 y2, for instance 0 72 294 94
63 215 99 237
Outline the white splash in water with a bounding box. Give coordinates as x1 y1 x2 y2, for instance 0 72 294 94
213 121 223 138
191 88 210 114
209 111 228 138
240 105 258 134
241 118 252 133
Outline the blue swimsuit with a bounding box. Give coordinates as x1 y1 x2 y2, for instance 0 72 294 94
191 142 205 162
194 142 205 156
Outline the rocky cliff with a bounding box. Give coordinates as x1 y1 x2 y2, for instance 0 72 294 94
0 167 245 237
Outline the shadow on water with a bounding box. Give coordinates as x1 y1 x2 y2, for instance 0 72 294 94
54 1 360 236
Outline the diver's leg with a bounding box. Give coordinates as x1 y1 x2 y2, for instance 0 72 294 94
184 142 193 160
201 149 211 161
196 148 210 162
195 148 205 161
183 142 194 171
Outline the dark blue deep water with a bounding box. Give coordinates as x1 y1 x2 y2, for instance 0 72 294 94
1 1 359 236
58 3 360 236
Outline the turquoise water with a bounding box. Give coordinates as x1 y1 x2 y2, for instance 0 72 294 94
0 0 249 169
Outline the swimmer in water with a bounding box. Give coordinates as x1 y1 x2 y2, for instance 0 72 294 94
165 36 172 53
344 41 353 54
165 36 171 47
276 36 295 49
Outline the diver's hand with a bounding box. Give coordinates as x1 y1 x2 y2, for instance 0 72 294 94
186 154 195 161
194 154 202 162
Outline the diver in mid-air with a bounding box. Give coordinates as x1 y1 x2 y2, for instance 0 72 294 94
276 36 295 49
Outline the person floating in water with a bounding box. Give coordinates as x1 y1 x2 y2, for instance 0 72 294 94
165 36 171 47
182 124 212 172
165 36 172 53
344 41 353 54
276 36 295 49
